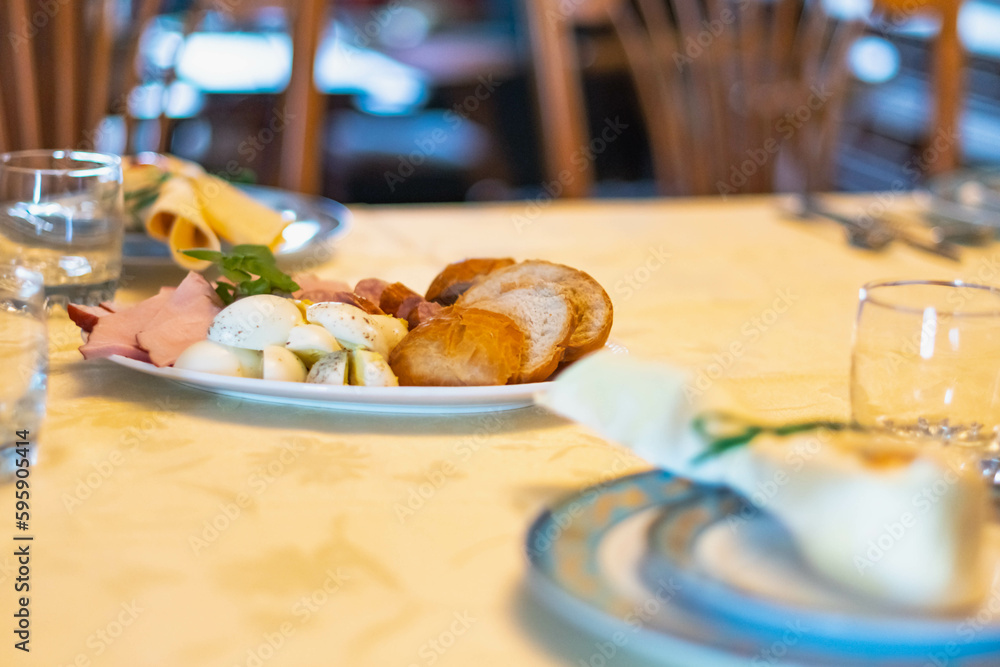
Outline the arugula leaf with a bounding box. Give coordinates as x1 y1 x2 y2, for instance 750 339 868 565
181 245 300 305
182 249 224 262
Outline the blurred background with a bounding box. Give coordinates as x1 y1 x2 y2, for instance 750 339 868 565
0 0 996 204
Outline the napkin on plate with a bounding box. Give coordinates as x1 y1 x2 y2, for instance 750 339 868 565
537 351 989 612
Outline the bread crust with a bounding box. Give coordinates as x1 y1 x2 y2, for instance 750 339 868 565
457 278 577 383
388 307 525 386
474 260 612 362
425 257 516 305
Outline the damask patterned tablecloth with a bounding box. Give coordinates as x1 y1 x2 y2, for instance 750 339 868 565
3 196 992 666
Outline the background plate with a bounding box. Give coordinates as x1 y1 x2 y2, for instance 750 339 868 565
921 168 1000 228
123 184 352 268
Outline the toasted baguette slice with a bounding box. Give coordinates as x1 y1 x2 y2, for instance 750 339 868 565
425 257 516 305
468 261 612 361
389 307 525 386
457 278 577 383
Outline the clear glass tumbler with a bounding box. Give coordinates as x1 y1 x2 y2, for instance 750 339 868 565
850 280 1000 481
0 261 46 478
0 150 124 307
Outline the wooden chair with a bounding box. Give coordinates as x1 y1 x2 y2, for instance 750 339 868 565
874 0 963 175
523 0 868 196
0 0 329 194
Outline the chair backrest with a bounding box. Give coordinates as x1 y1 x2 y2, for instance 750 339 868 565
524 0 867 196
0 0 329 194
874 0 963 175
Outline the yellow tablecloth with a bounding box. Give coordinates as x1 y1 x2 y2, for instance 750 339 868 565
3 195 995 666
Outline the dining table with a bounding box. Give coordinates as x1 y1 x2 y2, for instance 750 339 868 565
3 193 994 667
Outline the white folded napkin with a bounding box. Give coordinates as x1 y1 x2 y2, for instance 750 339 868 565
537 351 989 612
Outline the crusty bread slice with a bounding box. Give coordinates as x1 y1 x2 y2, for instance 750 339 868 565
457 278 577 383
388 307 525 386
425 257 516 305
467 261 612 362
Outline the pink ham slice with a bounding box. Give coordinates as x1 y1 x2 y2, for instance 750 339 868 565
78 288 177 363
136 272 223 367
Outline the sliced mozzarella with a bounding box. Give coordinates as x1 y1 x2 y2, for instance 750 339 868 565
286 324 342 368
348 349 398 387
208 295 304 350
370 315 408 356
174 340 244 377
262 345 307 382
306 350 349 385
306 302 389 357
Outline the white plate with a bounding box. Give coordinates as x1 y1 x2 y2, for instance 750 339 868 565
106 341 627 414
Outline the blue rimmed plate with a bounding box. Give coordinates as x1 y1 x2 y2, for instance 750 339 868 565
526 470 1000 666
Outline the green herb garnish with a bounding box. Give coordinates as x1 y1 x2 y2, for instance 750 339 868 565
182 244 300 305
125 172 171 213
691 412 848 464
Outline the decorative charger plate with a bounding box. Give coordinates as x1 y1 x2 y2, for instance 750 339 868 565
106 341 628 415
122 184 352 267
526 470 1000 666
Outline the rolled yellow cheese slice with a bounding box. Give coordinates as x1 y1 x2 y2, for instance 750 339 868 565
145 177 221 271
191 173 288 249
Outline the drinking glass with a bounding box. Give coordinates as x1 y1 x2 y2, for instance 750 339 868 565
850 279 1000 481
0 261 46 479
0 150 124 307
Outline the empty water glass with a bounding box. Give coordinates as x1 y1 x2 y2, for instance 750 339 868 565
0 150 124 307
850 280 1000 483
